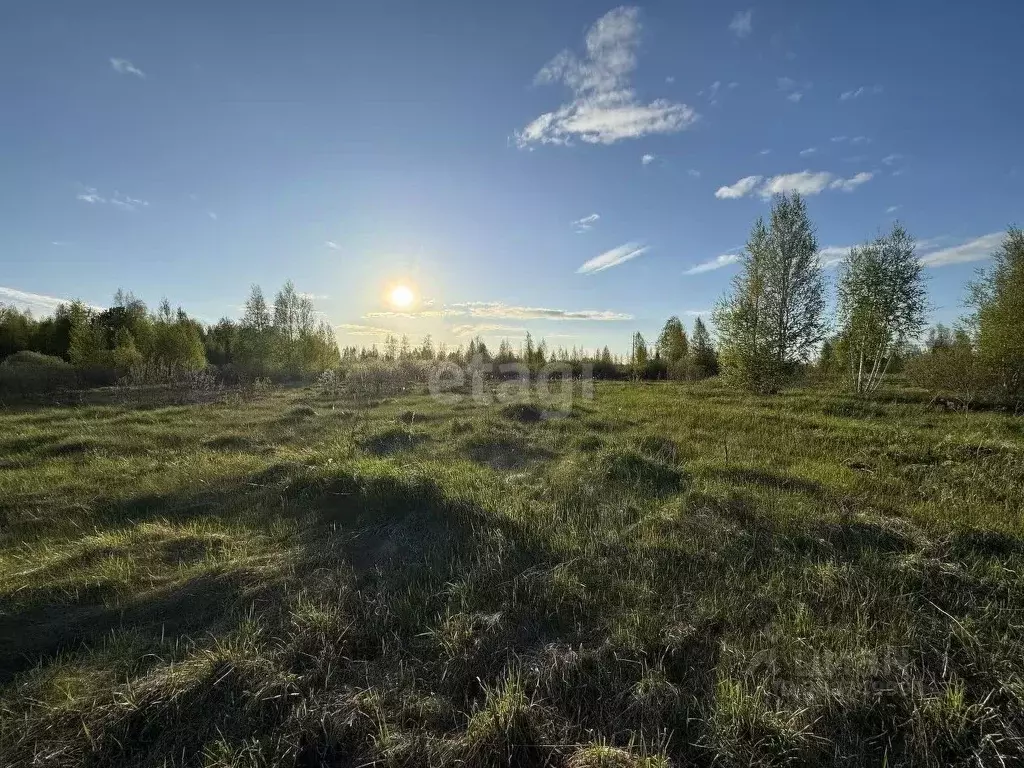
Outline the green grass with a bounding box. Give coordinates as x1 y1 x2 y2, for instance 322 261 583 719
1 380 1023 766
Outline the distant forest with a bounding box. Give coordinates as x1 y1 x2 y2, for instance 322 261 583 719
1 195 1022 409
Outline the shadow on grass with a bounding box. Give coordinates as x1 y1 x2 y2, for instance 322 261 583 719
714 465 829 499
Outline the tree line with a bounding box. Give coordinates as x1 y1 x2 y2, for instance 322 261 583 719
0 281 340 387
2 201 1022 407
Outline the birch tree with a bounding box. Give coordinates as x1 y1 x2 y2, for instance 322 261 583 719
837 223 927 393
715 194 824 392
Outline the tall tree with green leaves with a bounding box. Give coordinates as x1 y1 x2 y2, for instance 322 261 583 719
715 194 825 392
656 316 689 366
690 316 719 378
837 222 927 393
968 226 1024 405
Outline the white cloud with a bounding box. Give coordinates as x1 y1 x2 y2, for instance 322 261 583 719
839 84 883 100
76 188 105 204
641 153 655 165
708 80 721 99
110 58 145 78
0 286 101 316
684 252 741 274
760 170 834 198
76 188 148 210
368 302 633 321
665 75 675 83
685 309 713 316
207 211 218 220
577 242 649 274
817 245 853 268
688 168 701 178
729 10 753 38
829 171 874 192
830 135 848 143
452 324 527 337
336 323 395 337
728 81 739 89
715 175 763 199
777 76 808 103
759 148 772 155
882 153 903 165
516 7 698 147
919 232 1004 268
886 205 901 214
325 241 341 250
799 147 817 157
716 170 874 200
850 136 870 145
572 213 600 233
451 302 633 321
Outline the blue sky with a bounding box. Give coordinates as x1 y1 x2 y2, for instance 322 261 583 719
2 1 1021 353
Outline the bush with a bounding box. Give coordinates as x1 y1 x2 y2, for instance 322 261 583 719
343 359 430 398
905 339 990 410
0 351 77 394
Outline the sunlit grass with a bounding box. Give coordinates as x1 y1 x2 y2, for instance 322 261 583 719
1 380 1022 766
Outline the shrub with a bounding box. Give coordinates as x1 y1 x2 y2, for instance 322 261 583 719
0 351 77 394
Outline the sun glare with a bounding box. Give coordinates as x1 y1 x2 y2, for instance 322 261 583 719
389 284 414 308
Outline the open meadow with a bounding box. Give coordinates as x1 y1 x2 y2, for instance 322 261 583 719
2 380 1023 767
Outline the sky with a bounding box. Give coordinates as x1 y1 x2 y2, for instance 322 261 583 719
2 0 1022 354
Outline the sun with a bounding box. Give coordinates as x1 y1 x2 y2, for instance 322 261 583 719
389 284 415 308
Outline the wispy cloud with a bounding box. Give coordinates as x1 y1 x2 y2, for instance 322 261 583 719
716 170 875 199
110 58 145 78
367 302 633 321
919 232 1004 267
336 323 395 337
777 76 809 103
515 7 698 147
817 245 853 268
881 153 903 165
452 324 527 337
109 193 149 211
729 10 753 39
451 302 633 321
325 241 341 250
685 309 712 316
886 205 901 214
76 187 148 210
684 252 741 274
641 153 655 165
829 171 874 192
799 147 817 157
0 286 101 316
572 213 600 233
207 211 218 220
688 168 701 178
759 148 772 155
840 84 883 100
577 242 649 274
830 136 848 143
715 175 763 199
77 188 105 204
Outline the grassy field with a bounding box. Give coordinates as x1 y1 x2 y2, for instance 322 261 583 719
1 380 1023 767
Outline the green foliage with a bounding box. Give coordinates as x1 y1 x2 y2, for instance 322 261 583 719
970 226 1024 406
905 328 988 408
837 223 927 393
715 194 826 393
655 316 688 366
0 350 76 394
